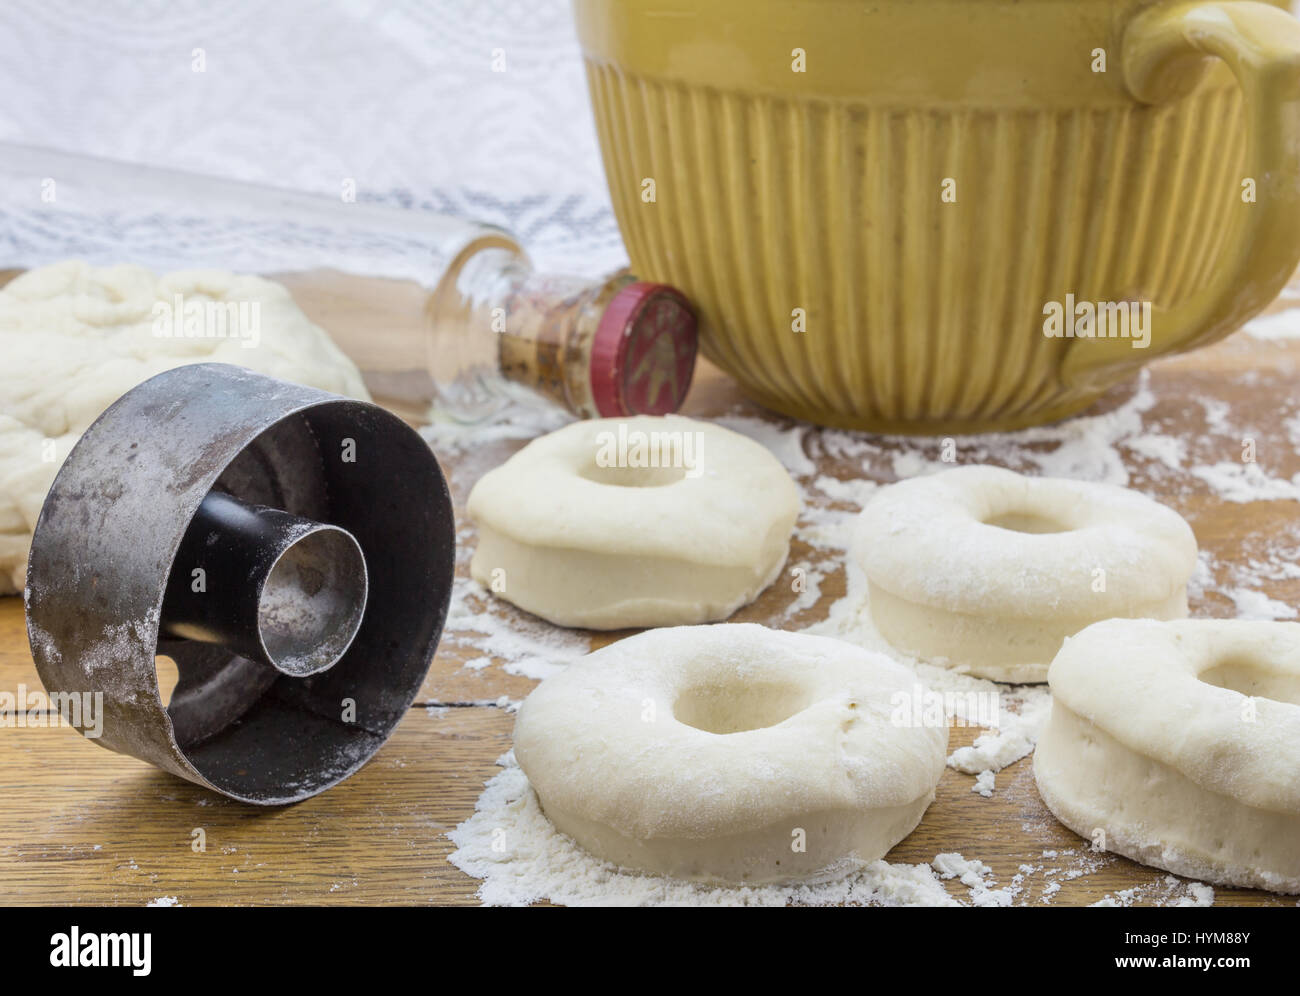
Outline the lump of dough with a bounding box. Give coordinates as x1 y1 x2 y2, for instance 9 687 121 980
0 260 369 595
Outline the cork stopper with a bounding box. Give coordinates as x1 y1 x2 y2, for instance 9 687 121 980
589 282 698 417
494 271 698 419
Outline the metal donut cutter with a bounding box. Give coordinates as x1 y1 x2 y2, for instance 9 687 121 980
25 363 455 804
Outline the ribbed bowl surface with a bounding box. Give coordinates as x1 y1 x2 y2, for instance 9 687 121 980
586 63 1245 432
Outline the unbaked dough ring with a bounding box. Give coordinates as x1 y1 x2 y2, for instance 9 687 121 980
513 623 948 883
1035 618 1300 893
468 415 798 629
854 465 1197 682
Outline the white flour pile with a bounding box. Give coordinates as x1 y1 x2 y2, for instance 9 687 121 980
444 359 1300 906
448 753 1222 908
443 563 587 684
1090 878 1215 908
449 752 967 907
1243 304 1300 340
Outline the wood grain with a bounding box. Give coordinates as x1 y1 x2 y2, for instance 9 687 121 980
0 615 1286 906
3 279 1300 905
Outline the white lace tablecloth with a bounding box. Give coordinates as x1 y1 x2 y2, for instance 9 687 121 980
0 0 626 280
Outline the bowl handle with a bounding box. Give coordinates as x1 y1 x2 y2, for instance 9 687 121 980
1063 1 1300 389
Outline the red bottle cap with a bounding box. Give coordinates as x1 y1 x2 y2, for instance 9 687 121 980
589 282 698 417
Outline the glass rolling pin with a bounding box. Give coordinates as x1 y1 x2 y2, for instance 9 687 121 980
0 142 699 423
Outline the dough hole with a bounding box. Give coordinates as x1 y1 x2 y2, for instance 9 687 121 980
1199 658 1300 706
674 680 813 734
579 461 687 488
982 510 1070 534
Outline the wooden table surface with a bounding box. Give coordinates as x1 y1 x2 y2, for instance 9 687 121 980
3 282 1300 906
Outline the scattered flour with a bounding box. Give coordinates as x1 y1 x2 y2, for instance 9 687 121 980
947 694 1053 777
1194 539 1300 621
932 853 1014 907
839 374 1164 486
715 414 817 477
1091 888 1142 908
448 753 968 907
1286 411 1300 449
812 473 879 507
145 896 180 907
442 569 588 683
1175 883 1216 908
1190 461 1300 503
1242 307 1300 340
780 560 825 620
1123 431 1186 471
1186 550 1218 604
447 359 1300 906
1228 588 1298 621
1090 877 1215 908
1199 397 1235 437
421 388 572 453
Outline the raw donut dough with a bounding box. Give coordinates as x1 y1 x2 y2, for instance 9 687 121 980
1035 618 1300 893
513 623 948 883
854 465 1197 682
468 415 798 629
0 261 369 595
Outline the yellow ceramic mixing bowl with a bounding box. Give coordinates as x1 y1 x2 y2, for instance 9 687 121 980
575 0 1300 432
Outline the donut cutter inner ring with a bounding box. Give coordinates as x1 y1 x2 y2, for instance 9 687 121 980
25 363 455 804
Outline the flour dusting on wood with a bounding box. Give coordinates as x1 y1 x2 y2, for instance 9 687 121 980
445 355 1300 905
